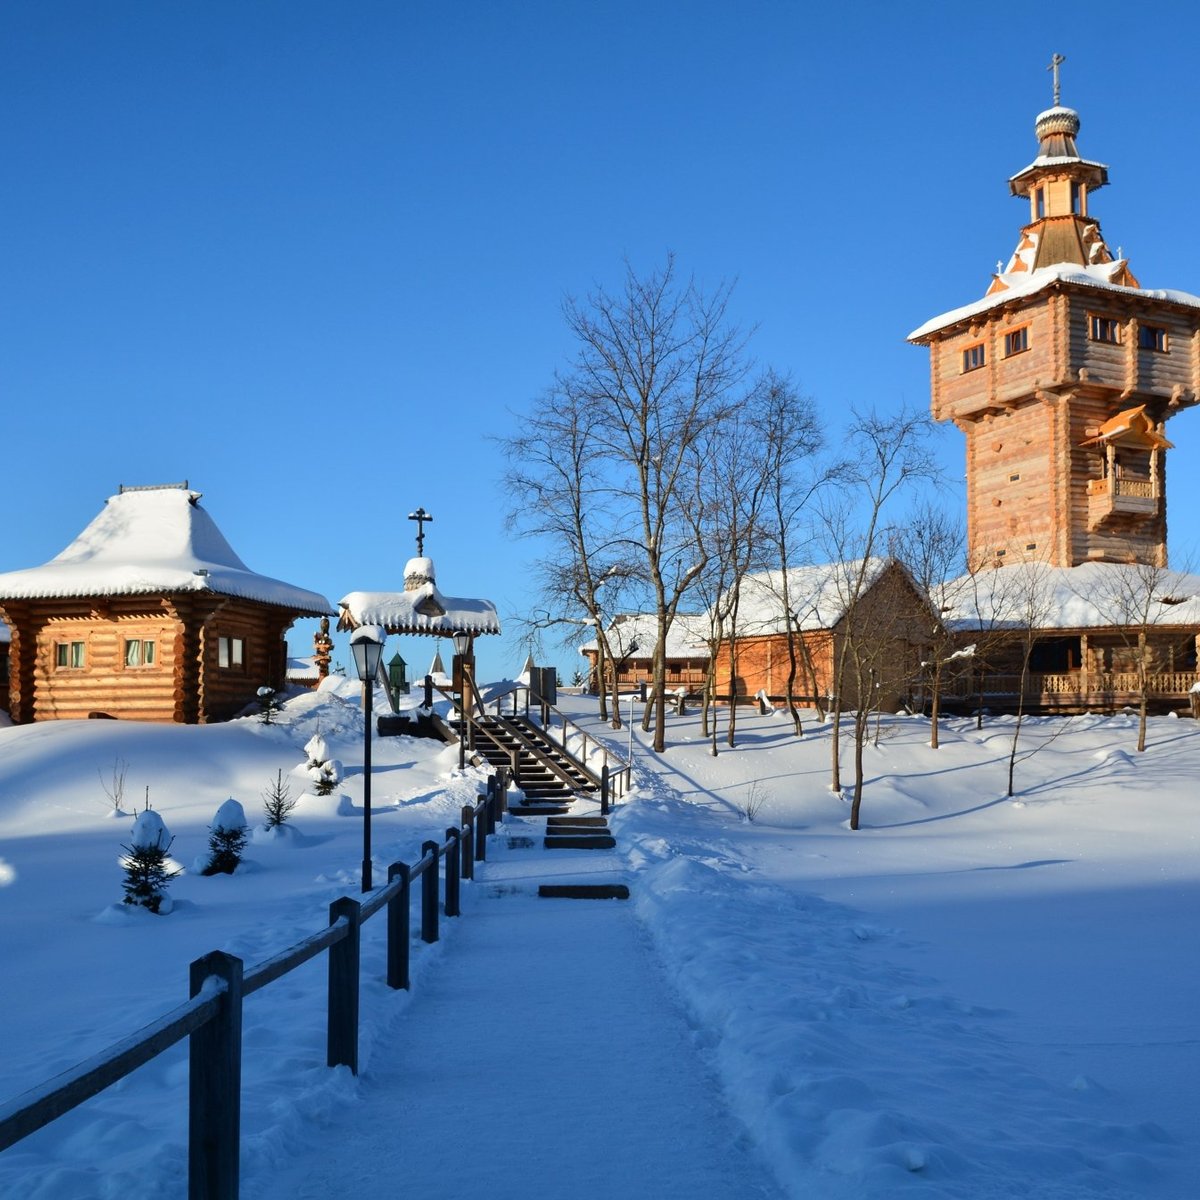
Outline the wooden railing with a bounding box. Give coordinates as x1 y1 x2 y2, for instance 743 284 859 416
944 671 1198 699
489 684 633 808
0 776 509 1199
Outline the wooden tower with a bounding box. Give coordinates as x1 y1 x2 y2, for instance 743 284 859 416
910 69 1200 570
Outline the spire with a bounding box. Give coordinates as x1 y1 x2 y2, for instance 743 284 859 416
984 69 1138 296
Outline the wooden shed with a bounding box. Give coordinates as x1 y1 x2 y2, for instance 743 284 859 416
711 559 935 711
579 613 710 696
0 484 332 724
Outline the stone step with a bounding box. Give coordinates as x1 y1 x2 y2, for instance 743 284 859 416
543 835 617 850
538 883 630 900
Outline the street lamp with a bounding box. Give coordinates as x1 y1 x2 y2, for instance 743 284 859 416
349 625 386 892
452 630 472 770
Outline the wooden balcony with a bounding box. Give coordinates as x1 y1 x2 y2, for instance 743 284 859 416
943 670 1198 712
1087 475 1160 527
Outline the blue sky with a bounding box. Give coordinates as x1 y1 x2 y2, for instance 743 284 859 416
3 1 1200 684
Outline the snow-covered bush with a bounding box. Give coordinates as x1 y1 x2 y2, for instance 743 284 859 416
262 769 297 829
120 807 178 913
199 799 249 876
257 686 281 725
301 732 342 797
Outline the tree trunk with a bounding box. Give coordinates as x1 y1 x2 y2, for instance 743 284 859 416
849 707 867 829
929 663 942 750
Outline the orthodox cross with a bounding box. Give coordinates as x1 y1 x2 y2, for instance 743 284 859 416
408 506 434 555
1047 53 1065 107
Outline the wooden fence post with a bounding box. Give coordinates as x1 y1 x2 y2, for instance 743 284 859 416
486 787 498 836
327 897 361 1073
421 841 440 944
508 746 520 788
601 762 610 815
387 862 411 990
444 828 461 917
189 951 243 1200
460 806 475 880
474 796 487 863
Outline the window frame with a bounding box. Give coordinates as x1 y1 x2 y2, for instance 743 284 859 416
123 638 157 668
1137 324 1168 353
1003 326 1029 357
961 342 987 373
55 640 86 670
217 636 246 671
1089 314 1121 344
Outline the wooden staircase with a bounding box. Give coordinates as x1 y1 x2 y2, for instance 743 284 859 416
467 714 596 815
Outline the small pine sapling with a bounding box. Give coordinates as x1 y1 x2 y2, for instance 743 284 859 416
120 797 179 913
201 799 249 875
302 730 342 796
262 769 297 829
257 685 282 724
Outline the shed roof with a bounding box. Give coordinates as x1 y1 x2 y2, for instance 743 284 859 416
0 486 332 614
579 612 709 659
732 558 899 636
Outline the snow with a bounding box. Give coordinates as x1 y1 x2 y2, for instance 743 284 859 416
1 685 1197 1198
339 587 501 636
210 798 248 833
944 559 1200 630
735 558 893 634
0 487 331 614
128 808 171 851
579 611 709 658
908 262 1200 342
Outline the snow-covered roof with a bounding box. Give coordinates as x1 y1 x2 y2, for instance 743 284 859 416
908 262 1200 343
0 487 332 614
943 561 1200 632
338 585 501 637
731 558 899 636
286 656 319 679
579 612 709 659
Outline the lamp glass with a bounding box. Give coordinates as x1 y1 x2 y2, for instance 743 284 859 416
350 635 384 682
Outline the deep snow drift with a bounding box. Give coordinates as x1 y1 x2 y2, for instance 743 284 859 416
0 685 1196 1198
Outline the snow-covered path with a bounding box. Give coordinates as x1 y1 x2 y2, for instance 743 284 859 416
247 823 781 1200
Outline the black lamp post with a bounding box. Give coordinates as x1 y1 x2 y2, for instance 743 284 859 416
453 630 472 770
350 625 386 892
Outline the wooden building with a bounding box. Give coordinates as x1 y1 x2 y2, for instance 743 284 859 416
0 485 332 724
711 559 934 711
910 78 1200 711
579 613 710 695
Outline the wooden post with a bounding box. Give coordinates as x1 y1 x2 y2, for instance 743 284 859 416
327 897 361 1073
424 673 433 708
460 805 475 880
486 787 498 836
508 745 520 788
474 796 487 862
189 951 243 1200
386 862 411 990
421 841 440 944
600 763 610 815
444 828 461 917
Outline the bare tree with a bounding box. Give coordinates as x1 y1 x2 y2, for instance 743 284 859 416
820 407 939 825
888 502 964 749
559 255 750 751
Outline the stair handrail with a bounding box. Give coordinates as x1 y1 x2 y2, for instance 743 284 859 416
487 684 632 801
426 679 587 793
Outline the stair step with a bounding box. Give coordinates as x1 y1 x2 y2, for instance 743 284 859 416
543 835 617 850
544 824 611 837
546 816 609 828
538 883 630 900
510 805 572 816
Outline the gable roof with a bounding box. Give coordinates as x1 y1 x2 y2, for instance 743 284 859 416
579 612 709 659
337 586 501 637
0 486 331 614
733 558 901 635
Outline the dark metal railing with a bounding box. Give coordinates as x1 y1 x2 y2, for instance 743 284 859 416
0 774 509 1199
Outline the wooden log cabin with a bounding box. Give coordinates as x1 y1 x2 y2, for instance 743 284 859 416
579 613 710 696
909 80 1200 711
710 559 935 711
0 484 332 724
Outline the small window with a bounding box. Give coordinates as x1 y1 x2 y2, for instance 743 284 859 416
1071 182 1081 214
124 639 157 668
1009 473 1021 482
995 549 1007 558
1025 542 1037 551
1138 325 1167 352
218 637 245 670
1036 188 1046 219
1004 327 1028 357
1089 315 1120 344
962 343 986 372
56 641 85 669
